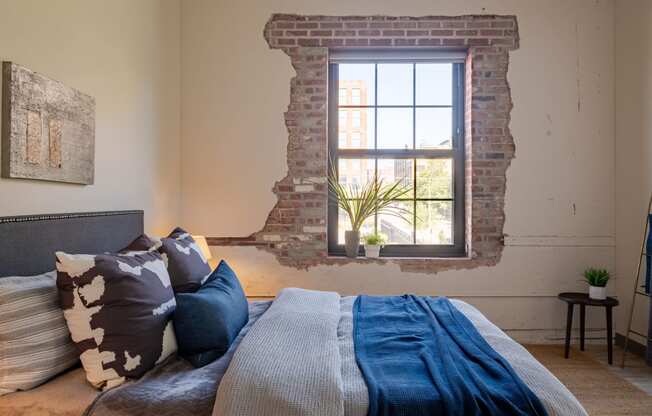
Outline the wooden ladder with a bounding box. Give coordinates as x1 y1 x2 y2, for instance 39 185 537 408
621 193 652 368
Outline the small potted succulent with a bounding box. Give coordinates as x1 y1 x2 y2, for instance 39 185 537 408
583 268 610 300
363 233 386 258
328 160 411 258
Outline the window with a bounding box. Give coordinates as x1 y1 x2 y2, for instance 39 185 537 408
339 88 347 105
351 132 361 147
351 88 361 105
328 52 465 257
351 110 361 128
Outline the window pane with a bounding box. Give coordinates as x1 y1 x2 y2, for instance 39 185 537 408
338 206 374 244
338 158 375 189
415 108 452 149
378 159 413 199
416 201 452 244
416 64 452 105
338 108 374 149
377 108 412 149
416 159 452 199
377 63 413 105
379 201 413 244
339 64 375 106
339 88 347 105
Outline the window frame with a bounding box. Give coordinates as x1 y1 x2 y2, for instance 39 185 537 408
327 53 466 258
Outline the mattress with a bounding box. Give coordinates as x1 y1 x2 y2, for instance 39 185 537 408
0 366 98 416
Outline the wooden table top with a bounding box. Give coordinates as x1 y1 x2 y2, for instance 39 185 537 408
558 292 619 307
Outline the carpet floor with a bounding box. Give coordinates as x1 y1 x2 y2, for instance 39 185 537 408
526 345 652 416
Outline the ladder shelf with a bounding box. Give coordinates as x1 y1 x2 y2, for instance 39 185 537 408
621 193 652 368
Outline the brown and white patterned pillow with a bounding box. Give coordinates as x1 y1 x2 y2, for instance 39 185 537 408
159 228 211 293
56 250 177 389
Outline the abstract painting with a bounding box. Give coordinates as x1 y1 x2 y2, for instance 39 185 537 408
1 62 95 184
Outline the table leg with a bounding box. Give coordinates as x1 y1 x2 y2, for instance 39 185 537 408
565 303 574 359
580 304 586 351
606 306 613 365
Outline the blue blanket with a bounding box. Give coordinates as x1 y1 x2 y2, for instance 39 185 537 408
353 295 548 416
646 214 652 294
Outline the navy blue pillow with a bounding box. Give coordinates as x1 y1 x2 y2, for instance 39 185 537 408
173 260 249 367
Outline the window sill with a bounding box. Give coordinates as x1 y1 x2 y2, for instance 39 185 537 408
326 255 472 261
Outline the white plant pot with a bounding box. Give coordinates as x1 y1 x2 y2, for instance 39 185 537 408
364 244 381 258
589 285 607 300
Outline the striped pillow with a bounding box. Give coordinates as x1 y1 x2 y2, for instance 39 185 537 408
0 272 79 395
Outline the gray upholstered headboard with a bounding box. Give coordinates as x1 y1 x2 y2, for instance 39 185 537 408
0 210 143 277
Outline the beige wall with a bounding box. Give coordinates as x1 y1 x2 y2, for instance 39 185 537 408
615 1 652 346
0 0 181 235
181 0 615 342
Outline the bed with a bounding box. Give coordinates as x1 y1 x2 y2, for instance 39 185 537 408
0 211 587 416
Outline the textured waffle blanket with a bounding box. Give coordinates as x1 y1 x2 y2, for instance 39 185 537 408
213 288 345 416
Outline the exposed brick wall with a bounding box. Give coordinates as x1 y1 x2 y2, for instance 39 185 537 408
209 14 519 273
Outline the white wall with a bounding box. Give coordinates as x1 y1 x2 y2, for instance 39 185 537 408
615 1 652 346
0 0 181 235
181 0 615 342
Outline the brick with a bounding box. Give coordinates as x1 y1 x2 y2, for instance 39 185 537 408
430 29 454 36
344 22 368 29
309 30 332 37
393 21 417 28
443 38 465 46
370 38 392 46
382 29 405 36
358 29 381 36
320 22 343 29
417 21 441 28
296 22 318 29
345 38 369 46
369 22 393 29
395 38 416 46
417 39 441 46
442 21 465 28
321 38 344 47
480 29 504 36
297 38 320 47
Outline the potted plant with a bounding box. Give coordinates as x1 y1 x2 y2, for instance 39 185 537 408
363 233 386 258
328 161 411 258
583 268 610 300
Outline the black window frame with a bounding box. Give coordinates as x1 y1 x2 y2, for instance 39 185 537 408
327 53 466 258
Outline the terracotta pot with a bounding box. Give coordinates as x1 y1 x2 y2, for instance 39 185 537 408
589 285 607 300
344 230 360 258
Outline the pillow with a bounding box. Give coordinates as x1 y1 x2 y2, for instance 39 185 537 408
56 250 177 389
173 260 248 368
120 234 161 253
159 227 211 293
0 271 79 395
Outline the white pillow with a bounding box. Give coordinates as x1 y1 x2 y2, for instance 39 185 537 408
0 271 79 395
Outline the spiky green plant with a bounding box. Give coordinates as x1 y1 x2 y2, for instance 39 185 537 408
364 233 386 246
328 160 412 232
583 268 610 287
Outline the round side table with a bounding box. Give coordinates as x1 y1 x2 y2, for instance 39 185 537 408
558 292 619 364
